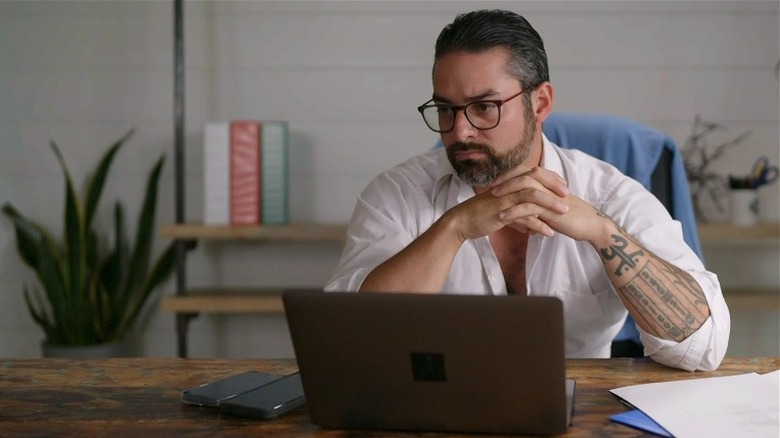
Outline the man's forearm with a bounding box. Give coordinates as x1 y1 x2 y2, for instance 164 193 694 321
591 216 710 341
359 215 464 293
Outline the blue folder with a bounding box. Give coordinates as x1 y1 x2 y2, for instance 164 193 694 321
610 409 673 437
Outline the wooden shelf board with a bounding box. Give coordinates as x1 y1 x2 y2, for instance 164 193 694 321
160 223 779 243
161 287 778 314
159 223 347 242
161 288 286 314
698 222 779 242
722 287 779 311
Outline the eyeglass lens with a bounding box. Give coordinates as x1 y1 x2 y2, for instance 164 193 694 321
421 101 500 133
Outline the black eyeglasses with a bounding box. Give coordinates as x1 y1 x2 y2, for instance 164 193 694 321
417 88 533 133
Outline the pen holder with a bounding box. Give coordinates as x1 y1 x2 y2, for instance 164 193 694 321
729 189 759 226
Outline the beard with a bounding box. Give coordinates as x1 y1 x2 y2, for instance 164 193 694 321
446 113 537 187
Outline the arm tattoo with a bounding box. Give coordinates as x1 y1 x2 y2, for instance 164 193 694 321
596 224 709 341
600 234 645 276
655 256 708 305
619 260 708 340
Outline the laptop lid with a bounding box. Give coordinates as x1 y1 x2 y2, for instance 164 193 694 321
283 290 571 435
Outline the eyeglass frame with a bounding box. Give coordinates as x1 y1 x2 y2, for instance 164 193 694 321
416 86 537 133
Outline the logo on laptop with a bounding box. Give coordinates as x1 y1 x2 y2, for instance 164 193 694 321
410 352 447 382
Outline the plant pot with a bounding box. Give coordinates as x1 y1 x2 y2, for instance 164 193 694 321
41 339 133 358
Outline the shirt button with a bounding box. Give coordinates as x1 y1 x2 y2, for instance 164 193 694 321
487 274 494 281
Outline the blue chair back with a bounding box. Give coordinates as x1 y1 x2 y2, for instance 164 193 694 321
543 112 702 258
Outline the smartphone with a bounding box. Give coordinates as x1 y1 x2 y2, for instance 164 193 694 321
219 372 306 420
180 371 283 407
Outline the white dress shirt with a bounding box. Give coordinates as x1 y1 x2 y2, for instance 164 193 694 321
325 135 730 371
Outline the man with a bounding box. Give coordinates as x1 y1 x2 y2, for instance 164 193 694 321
325 9 729 372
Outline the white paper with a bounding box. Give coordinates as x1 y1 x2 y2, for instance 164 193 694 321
611 371 779 438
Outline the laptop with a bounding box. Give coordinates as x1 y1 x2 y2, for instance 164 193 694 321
282 290 575 435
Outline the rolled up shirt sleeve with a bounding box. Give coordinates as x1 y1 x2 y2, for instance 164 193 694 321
635 247 731 372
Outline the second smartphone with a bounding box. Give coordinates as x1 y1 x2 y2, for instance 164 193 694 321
181 371 284 407
219 372 306 420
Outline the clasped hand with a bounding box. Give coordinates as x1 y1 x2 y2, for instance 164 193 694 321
448 166 606 244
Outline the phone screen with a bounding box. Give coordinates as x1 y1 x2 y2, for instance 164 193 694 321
181 371 283 407
219 373 306 419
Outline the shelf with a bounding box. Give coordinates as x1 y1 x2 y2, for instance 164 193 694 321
160 222 348 357
160 223 347 242
162 287 778 315
160 222 778 243
697 222 779 243
722 287 779 311
163 223 777 243
162 288 286 314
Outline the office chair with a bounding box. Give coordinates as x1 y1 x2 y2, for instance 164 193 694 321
543 112 704 357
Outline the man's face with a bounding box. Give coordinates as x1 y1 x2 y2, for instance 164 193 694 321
432 48 538 187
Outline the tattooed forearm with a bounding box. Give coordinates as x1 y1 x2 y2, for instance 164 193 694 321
596 225 710 342
655 255 708 306
600 234 645 276
618 260 709 341
621 280 687 339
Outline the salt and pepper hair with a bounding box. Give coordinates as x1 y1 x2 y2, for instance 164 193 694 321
433 9 549 99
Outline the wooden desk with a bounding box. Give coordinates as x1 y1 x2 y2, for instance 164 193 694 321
1 357 777 437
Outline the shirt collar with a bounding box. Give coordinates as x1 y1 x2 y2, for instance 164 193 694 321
540 133 565 176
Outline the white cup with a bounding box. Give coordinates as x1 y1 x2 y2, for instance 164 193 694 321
729 189 759 226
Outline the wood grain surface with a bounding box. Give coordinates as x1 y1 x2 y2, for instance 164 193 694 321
0 357 777 437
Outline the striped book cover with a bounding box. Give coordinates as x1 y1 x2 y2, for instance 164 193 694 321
229 121 261 225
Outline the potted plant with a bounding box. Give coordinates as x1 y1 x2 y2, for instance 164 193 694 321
2 129 175 357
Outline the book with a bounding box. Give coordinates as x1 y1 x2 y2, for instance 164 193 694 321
203 122 230 225
229 121 262 225
260 121 289 224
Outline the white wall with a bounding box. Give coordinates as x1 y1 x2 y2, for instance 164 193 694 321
1 1 777 358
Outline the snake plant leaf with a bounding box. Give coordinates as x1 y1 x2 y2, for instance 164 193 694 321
86 230 99 281
110 153 168 340
23 286 54 338
84 128 133 229
2 204 70 338
117 241 175 338
143 242 177 299
121 155 165 309
89 280 109 344
101 202 127 339
101 202 126 306
50 140 86 314
2 204 45 269
32 228 70 340
1 204 65 273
